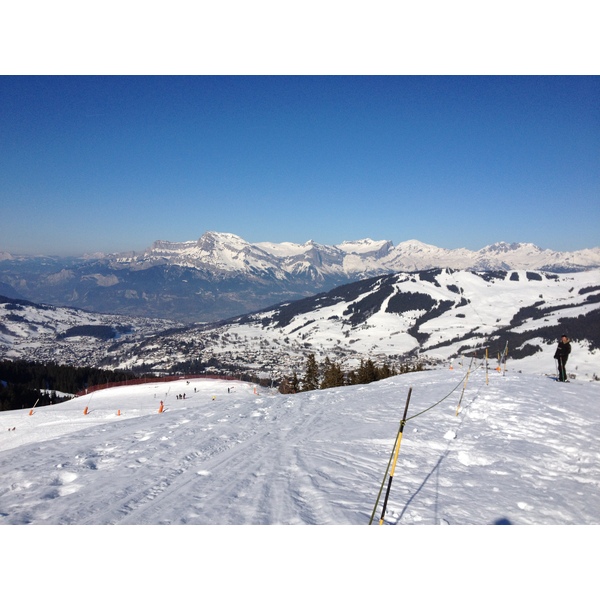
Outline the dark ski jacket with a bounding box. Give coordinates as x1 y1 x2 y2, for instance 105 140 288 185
554 340 571 360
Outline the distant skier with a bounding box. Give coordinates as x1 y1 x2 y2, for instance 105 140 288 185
554 335 571 382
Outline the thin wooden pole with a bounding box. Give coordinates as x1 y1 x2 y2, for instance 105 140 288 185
377 387 413 525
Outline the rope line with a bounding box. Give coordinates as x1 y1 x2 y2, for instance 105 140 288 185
369 360 488 524
405 362 483 422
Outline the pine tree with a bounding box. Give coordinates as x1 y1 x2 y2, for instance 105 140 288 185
278 377 292 394
291 371 300 393
278 371 301 394
377 363 395 379
356 358 378 384
320 357 345 389
346 368 357 386
301 354 320 391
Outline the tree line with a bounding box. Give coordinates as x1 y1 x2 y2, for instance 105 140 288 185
0 354 423 411
0 360 138 412
278 354 423 394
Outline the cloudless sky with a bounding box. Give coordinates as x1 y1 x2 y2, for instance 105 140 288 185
1 77 598 255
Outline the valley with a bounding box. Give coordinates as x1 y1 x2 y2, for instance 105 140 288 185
2 267 598 386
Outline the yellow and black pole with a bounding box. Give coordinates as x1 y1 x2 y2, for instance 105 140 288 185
374 387 412 525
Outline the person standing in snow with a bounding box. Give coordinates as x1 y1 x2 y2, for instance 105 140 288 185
554 335 571 382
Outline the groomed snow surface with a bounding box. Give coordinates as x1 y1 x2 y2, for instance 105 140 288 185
3 367 597 526
2 366 598 595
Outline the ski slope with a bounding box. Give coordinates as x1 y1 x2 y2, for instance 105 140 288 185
2 368 598 597
1 369 599 526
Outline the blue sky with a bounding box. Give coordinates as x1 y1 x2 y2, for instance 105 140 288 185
1 75 598 255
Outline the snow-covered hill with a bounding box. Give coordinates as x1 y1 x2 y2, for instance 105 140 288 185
2 267 598 381
0 295 177 367
1 370 599 525
111 268 600 382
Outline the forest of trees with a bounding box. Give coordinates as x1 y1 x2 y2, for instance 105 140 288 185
0 353 423 411
278 354 423 394
0 360 138 412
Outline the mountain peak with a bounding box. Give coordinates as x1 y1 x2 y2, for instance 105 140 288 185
336 239 393 257
481 241 543 254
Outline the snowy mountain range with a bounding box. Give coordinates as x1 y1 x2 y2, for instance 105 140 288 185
109 232 600 275
1 232 599 323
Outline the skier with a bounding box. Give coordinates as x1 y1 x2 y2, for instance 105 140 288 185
554 334 571 382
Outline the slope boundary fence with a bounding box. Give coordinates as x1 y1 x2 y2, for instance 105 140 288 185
369 358 490 524
76 374 240 397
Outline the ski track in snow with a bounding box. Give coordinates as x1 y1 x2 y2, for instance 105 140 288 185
0 371 599 525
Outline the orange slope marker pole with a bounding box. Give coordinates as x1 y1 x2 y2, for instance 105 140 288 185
29 398 41 416
83 391 95 415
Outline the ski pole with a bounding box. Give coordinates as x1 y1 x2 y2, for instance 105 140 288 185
376 387 412 525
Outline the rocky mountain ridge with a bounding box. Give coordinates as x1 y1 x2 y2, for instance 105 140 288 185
111 232 600 275
1 232 599 323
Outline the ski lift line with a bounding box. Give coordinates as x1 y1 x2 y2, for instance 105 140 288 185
369 367 479 524
368 387 410 525
368 422 403 525
378 387 412 525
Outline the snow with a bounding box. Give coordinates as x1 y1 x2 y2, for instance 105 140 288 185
254 240 311 257
2 370 598 524
336 238 391 254
2 367 597 593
